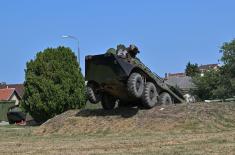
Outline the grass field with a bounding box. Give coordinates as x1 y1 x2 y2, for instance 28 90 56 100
0 102 235 155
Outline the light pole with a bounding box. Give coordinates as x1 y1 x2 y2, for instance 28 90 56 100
61 35 80 65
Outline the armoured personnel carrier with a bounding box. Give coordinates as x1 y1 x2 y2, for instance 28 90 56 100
85 45 185 110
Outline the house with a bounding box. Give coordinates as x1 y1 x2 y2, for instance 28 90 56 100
0 84 24 98
198 64 219 73
166 76 195 95
166 64 219 78
0 88 21 105
165 63 220 101
167 72 186 78
0 88 23 122
166 76 196 103
165 73 194 94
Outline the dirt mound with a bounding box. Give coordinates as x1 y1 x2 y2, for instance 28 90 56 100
34 102 235 135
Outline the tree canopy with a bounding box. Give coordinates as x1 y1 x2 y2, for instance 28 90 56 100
185 62 200 77
192 39 235 100
21 47 85 122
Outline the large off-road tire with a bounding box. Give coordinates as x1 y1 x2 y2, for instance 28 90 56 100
101 94 116 110
142 82 158 108
86 85 100 104
159 92 173 105
127 73 144 98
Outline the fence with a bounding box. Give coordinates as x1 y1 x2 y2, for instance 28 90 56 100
0 101 15 121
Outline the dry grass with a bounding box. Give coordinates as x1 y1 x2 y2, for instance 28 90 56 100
0 102 235 155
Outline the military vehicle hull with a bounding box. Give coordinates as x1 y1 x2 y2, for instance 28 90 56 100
86 54 136 101
85 54 185 109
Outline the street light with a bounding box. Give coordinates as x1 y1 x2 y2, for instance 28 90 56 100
61 35 80 65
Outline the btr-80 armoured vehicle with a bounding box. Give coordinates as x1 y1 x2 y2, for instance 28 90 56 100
85 44 184 110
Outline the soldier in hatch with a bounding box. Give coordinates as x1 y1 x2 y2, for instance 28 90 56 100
116 44 128 58
107 44 140 59
127 44 140 59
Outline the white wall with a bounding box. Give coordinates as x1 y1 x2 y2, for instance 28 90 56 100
10 93 20 105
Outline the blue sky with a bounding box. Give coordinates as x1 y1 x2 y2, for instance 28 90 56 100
1 0 235 83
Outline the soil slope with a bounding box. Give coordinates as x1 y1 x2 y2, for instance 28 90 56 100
35 102 235 135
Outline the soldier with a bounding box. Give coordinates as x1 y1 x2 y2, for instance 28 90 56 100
116 44 128 58
127 44 140 58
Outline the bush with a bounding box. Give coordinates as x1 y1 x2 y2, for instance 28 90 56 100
21 47 85 122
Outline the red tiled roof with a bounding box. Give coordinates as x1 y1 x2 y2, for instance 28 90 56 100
0 88 15 100
0 84 24 97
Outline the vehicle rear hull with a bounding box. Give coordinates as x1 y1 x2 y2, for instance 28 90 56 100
85 54 136 101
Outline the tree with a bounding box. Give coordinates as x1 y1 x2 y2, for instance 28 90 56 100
192 39 235 100
185 62 200 77
192 70 221 100
220 39 235 95
21 47 85 122
220 39 235 77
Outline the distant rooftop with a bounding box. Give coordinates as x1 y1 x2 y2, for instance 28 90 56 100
199 64 219 71
0 84 24 98
167 73 186 78
165 63 219 94
166 76 195 94
0 88 15 101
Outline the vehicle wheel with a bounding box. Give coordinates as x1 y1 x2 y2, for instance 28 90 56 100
159 92 173 105
127 73 144 98
86 85 100 104
101 94 116 110
142 82 158 108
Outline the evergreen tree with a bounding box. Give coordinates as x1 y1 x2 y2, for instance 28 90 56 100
21 47 85 122
185 62 200 77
